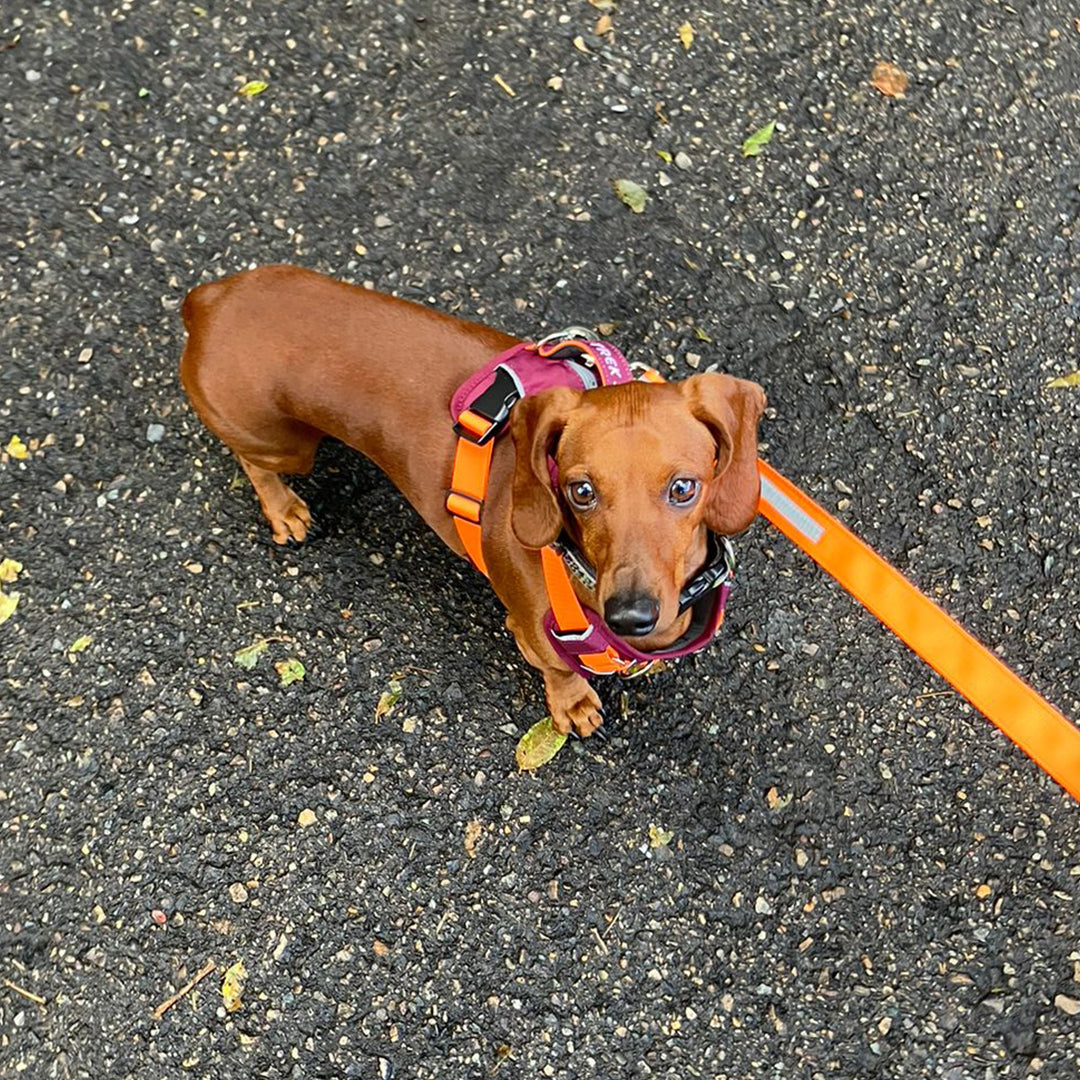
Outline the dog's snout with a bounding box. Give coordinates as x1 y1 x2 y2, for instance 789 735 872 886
604 592 660 637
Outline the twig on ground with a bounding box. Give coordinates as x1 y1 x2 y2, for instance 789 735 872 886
2 977 46 1006
151 960 216 1020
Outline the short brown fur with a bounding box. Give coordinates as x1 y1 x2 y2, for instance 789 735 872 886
180 265 766 735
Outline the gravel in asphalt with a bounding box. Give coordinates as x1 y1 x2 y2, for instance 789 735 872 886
2 1 1079 1077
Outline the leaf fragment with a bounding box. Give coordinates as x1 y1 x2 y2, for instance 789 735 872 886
515 717 567 771
693 326 713 343
742 120 776 158
5 435 29 460
612 178 647 214
656 149 672 163
492 74 515 97
648 824 674 848
0 558 22 583
678 22 694 51
374 674 403 721
237 80 268 97
221 960 247 1013
765 787 793 811
870 61 908 98
595 13 613 36
233 639 268 670
275 658 305 686
1047 370 1080 388
69 635 93 654
464 819 483 858
0 591 19 626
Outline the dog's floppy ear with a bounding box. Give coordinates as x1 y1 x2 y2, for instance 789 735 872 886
509 386 581 549
679 372 767 535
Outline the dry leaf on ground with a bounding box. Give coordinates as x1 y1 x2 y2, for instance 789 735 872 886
221 960 247 1012
612 178 647 213
275 658 305 686
464 819 483 858
515 717 568 771
233 639 268 670
374 674 403 720
870 61 908 97
0 591 19 626
1047 370 1080 388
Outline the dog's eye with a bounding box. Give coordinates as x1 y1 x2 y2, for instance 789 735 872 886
667 477 699 506
567 480 597 510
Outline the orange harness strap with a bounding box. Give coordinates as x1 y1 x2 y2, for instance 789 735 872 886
447 434 634 675
758 460 1080 801
539 547 630 675
447 435 493 576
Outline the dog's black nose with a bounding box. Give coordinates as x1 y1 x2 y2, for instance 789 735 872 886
604 592 660 637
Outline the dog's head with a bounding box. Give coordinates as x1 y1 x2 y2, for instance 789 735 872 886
509 372 766 644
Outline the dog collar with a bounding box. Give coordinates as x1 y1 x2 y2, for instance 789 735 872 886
446 331 735 678
553 530 737 616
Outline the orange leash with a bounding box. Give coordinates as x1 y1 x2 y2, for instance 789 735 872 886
758 460 1080 800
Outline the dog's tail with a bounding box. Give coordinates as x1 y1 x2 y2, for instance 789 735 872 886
181 279 224 330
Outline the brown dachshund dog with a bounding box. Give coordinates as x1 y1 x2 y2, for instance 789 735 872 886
180 265 765 736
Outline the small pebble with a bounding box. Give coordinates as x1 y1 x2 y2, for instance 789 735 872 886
146 423 165 443
674 151 692 170
374 214 393 228
25 69 41 83
755 896 774 915
228 882 248 904
297 808 317 828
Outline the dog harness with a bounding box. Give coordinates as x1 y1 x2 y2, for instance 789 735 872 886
446 331 736 678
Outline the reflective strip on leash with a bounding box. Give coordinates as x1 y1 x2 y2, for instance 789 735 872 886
758 460 1080 801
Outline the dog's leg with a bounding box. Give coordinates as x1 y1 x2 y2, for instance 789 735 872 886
238 455 313 544
506 614 604 737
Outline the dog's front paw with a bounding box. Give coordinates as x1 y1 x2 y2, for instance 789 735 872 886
268 492 313 545
548 680 605 738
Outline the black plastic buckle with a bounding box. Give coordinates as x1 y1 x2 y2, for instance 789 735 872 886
677 536 736 614
454 365 522 445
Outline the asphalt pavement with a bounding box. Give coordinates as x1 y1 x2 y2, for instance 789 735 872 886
2 1 1079 1077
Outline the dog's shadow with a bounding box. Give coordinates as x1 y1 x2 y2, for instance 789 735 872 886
291 437 516 651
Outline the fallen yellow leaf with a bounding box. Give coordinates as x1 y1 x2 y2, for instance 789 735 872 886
515 717 568 771
237 80 268 97
221 960 247 1012
0 590 18 626
5 435 28 460
648 824 674 848
374 674 403 721
0 558 22 583
1047 370 1080 388
679 22 694 51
